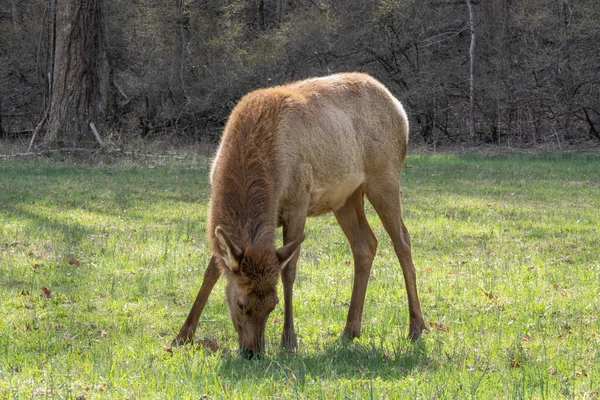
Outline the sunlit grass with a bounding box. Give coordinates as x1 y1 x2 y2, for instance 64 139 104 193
0 152 598 398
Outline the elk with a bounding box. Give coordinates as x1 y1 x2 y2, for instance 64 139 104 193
173 73 426 358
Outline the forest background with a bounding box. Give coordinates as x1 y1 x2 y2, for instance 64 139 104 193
1 0 599 151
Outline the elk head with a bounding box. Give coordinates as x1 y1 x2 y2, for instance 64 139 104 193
214 226 303 358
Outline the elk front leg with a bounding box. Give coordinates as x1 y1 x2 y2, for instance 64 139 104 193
281 219 304 351
280 212 307 351
280 165 311 351
172 256 221 345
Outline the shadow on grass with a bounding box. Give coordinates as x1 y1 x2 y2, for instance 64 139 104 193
0 162 208 214
217 339 432 383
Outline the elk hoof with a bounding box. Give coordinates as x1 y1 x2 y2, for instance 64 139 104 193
171 328 194 346
241 347 262 360
280 332 298 351
171 336 189 347
408 321 428 341
340 327 360 342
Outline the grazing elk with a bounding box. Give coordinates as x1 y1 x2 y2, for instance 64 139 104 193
173 73 426 358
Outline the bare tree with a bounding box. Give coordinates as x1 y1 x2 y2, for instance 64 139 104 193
11 0 22 32
275 0 287 22
174 0 187 96
466 0 476 140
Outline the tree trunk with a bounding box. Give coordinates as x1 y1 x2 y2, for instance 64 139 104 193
0 98 4 136
174 0 186 96
466 0 476 140
276 0 287 23
258 0 265 30
11 0 22 32
41 0 109 149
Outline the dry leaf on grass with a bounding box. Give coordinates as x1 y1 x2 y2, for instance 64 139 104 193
68 257 81 265
41 287 52 299
196 337 220 352
428 321 448 331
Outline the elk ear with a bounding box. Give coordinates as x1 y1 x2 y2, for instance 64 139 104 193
276 234 305 268
215 226 243 272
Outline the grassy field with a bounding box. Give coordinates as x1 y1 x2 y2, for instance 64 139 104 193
0 152 598 399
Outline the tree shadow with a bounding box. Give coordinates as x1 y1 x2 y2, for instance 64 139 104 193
0 165 209 223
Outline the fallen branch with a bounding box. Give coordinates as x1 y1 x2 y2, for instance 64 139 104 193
114 80 128 100
0 129 34 138
27 110 48 152
89 121 104 147
0 147 122 159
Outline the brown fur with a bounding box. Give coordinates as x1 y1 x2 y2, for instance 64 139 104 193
173 73 427 357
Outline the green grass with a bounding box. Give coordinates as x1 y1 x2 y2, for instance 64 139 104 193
0 152 599 399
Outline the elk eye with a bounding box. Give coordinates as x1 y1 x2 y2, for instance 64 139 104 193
236 300 244 311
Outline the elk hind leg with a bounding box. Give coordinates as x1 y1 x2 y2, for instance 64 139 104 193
366 180 427 340
334 187 378 340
